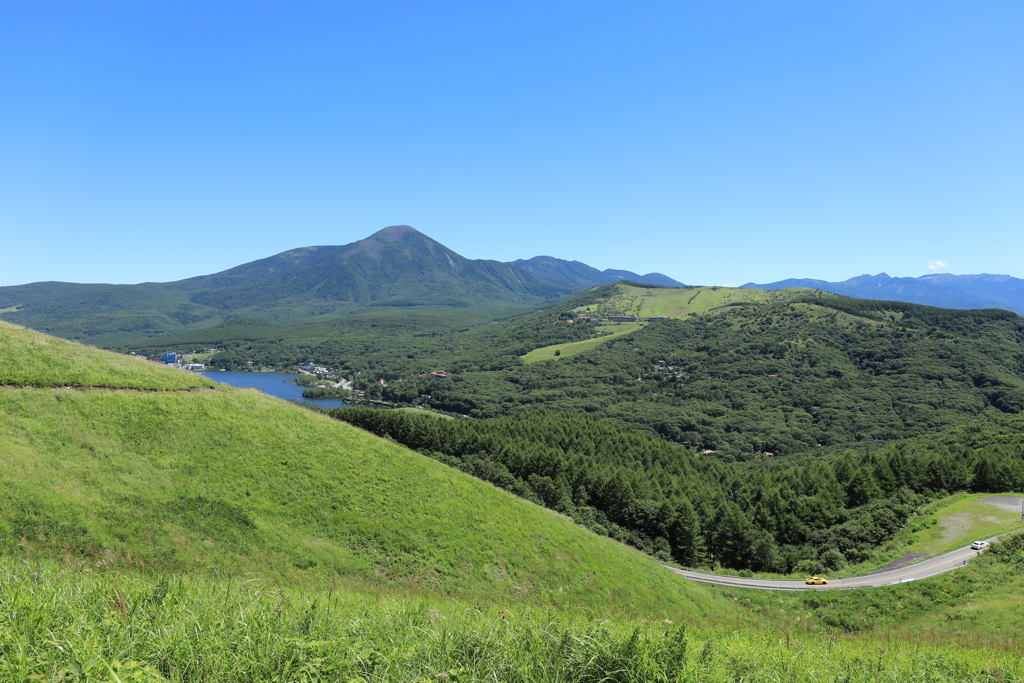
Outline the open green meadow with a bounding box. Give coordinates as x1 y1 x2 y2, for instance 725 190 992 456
0 384 722 616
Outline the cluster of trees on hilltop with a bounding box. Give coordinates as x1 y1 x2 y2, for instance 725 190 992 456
331 408 1024 573
382 299 1024 458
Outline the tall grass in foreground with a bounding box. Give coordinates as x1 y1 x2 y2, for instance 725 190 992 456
1 560 1021 682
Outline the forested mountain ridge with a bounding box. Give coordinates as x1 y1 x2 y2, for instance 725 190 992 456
508 255 685 288
0 226 573 346
745 272 1024 315
377 286 1024 459
186 225 572 310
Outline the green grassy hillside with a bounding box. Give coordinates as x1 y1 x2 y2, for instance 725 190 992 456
519 285 807 363
0 322 213 390
0 320 720 618
6 324 1024 679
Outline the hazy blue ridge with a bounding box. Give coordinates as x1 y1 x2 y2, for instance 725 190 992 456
508 255 685 288
743 272 1024 315
601 269 685 287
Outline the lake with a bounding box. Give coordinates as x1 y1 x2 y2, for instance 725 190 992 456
200 371 358 409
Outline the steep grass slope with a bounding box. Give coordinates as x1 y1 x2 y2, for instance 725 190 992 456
0 320 719 617
0 322 213 390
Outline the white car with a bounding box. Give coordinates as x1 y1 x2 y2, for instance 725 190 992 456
970 541 989 550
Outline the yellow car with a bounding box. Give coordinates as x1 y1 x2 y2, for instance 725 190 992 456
805 576 828 585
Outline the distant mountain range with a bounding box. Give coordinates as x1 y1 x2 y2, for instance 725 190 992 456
4 223 1024 348
506 255 685 288
743 273 1024 316
0 226 691 346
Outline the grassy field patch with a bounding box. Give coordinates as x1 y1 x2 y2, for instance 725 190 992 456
522 323 639 364
0 386 727 615
395 406 456 419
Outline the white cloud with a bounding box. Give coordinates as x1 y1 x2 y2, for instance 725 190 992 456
927 260 948 272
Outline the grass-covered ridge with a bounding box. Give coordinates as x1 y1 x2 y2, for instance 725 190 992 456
0 321 213 390
0 321 722 617
572 283 801 319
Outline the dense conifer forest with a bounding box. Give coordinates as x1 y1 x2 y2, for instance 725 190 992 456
332 407 1024 574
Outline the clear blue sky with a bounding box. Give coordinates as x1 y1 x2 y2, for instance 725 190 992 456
2 1 1021 288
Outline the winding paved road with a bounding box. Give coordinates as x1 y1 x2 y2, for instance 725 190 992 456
663 537 999 591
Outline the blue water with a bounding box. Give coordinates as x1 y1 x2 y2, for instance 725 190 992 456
200 371 357 410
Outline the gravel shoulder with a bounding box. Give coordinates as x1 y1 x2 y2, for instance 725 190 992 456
980 496 1024 514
